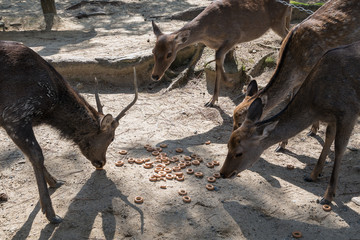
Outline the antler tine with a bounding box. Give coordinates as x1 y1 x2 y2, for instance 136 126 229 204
94 77 104 114
115 67 138 122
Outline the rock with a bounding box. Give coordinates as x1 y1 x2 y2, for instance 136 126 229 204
351 197 360 206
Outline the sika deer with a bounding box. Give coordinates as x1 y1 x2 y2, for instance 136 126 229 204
232 0 360 150
151 0 291 107
221 41 360 204
0 41 138 223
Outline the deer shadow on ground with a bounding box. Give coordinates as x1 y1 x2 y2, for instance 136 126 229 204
12 170 144 240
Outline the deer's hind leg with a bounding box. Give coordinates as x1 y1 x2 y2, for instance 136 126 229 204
4 124 62 223
304 123 336 182
321 119 356 204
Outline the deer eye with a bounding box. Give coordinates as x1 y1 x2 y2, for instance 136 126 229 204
236 152 243 158
166 52 172 59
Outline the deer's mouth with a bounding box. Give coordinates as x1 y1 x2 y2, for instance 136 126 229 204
221 170 238 179
92 160 105 169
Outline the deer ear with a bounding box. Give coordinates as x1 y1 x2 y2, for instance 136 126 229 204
100 114 114 131
174 30 190 45
246 80 258 97
152 21 163 38
246 98 263 122
258 121 278 140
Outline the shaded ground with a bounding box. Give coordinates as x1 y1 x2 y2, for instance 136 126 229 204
1 0 359 239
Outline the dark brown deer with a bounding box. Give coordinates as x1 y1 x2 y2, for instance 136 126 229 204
151 0 291 107
221 41 360 204
0 41 138 223
232 0 360 150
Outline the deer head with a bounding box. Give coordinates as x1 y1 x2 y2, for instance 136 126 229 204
79 68 138 169
151 21 190 81
233 80 259 131
221 98 277 178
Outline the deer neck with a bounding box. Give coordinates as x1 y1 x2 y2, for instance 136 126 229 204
49 84 100 144
258 97 316 150
174 20 205 51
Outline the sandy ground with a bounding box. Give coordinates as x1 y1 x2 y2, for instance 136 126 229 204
1 0 360 239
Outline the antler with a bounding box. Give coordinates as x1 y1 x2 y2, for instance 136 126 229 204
115 67 138 122
94 77 103 114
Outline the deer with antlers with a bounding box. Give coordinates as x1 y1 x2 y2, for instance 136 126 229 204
0 41 138 223
232 0 360 150
151 0 291 107
221 41 360 204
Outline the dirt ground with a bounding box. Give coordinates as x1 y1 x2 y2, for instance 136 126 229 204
1 0 360 239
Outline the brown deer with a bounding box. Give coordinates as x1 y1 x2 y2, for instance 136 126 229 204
221 41 360 204
0 41 138 223
151 0 291 107
232 0 360 150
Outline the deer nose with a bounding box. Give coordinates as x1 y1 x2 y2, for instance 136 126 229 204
220 172 226 178
152 74 160 81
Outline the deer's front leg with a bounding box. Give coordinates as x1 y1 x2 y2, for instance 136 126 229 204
5 124 62 223
304 123 335 183
205 42 234 107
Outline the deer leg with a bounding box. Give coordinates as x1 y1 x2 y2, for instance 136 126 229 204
320 120 355 205
275 139 288 152
5 124 62 223
205 41 234 107
304 123 336 182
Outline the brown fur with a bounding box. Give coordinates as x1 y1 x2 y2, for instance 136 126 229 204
222 41 360 204
0 41 137 223
151 0 291 106
233 0 360 131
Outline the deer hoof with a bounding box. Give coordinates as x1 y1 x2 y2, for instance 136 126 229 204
319 198 331 205
307 130 316 137
275 145 285 152
303 175 314 182
50 215 62 224
204 101 214 107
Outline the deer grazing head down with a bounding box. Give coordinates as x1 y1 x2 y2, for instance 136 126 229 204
222 98 277 178
0 40 138 223
151 21 190 81
79 74 138 169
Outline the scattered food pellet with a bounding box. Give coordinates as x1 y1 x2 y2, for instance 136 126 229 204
207 177 216 183
119 150 127 155
292 231 302 238
175 148 183 153
192 160 200 166
195 172 204 178
0 193 8 202
322 204 332 212
135 159 144 164
160 185 167 189
206 162 214 168
205 140 211 145
128 158 135 164
286 164 295 170
144 144 151 149
134 196 144 204
160 143 168 148
182 196 191 203
178 189 187 195
213 173 221 179
152 151 160 156
115 160 124 167
184 156 192 161
212 160 220 166
186 168 194 174
206 184 215 191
